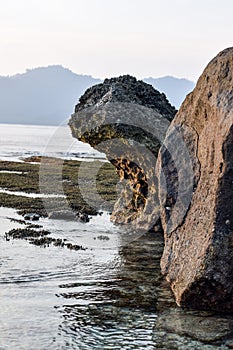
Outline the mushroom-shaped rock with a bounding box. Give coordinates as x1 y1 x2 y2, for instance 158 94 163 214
69 75 176 231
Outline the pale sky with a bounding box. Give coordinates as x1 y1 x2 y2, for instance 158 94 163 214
0 0 232 81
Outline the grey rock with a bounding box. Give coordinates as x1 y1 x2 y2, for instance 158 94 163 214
48 210 76 220
69 75 176 230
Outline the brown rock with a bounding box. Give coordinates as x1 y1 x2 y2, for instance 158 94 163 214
158 47 233 311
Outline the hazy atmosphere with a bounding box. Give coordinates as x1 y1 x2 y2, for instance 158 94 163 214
0 0 232 80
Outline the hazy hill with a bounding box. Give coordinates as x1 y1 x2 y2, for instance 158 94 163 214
0 66 195 125
143 76 195 108
0 66 101 125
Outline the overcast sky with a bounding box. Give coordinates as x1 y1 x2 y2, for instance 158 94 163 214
0 0 232 81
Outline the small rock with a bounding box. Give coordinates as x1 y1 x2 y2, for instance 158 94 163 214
96 235 110 241
77 212 90 222
48 210 76 220
24 213 40 221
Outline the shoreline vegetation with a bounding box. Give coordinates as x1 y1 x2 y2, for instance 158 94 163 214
0 156 118 248
0 156 118 217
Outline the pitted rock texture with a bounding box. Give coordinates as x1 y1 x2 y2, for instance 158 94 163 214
74 75 176 122
69 75 176 228
158 47 233 311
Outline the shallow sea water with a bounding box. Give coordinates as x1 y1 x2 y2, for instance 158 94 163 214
0 123 105 162
1 124 233 349
1 208 233 349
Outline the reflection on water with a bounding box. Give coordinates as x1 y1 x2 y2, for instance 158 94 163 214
56 233 165 349
1 208 233 349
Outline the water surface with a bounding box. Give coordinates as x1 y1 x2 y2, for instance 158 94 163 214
0 123 105 161
1 124 233 349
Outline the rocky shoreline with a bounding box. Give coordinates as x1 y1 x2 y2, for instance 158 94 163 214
69 48 233 312
2 172 233 348
1 48 233 317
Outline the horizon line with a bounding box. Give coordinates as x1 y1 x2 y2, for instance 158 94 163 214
0 64 196 83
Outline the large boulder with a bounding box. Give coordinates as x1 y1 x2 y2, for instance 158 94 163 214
158 47 233 311
69 75 176 230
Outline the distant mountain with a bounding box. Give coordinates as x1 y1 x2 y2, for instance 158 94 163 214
0 65 101 125
0 66 195 125
143 76 195 109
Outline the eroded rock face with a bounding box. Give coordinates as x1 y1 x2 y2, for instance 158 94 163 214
69 75 176 229
158 47 233 311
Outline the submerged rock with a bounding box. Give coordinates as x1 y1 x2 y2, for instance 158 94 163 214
156 309 233 343
24 213 40 221
5 226 86 250
69 75 176 230
158 47 233 311
48 210 76 220
48 210 90 222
